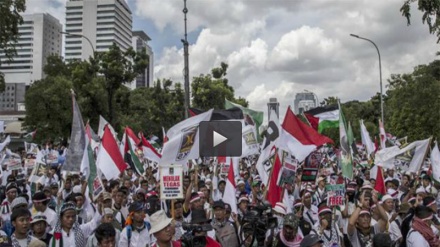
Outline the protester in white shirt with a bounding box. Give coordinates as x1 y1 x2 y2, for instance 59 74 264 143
406 205 440 247
119 202 151 247
389 203 411 245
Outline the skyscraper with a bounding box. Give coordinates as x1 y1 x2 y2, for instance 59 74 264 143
267 98 279 121
294 91 318 114
0 13 62 111
132 30 154 88
64 0 133 61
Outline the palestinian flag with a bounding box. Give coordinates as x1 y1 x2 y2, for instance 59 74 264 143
304 105 339 133
189 107 244 120
225 99 264 141
124 127 144 175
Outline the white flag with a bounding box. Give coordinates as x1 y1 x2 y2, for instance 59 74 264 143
256 109 280 186
0 136 11 152
160 109 213 166
0 121 4 133
360 120 375 155
431 142 440 183
98 115 117 139
241 123 259 157
375 138 431 173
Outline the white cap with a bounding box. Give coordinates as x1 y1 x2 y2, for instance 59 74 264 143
381 195 393 203
416 187 427 194
273 202 287 215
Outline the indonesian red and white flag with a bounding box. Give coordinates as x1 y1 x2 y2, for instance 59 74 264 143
223 157 237 214
140 133 162 163
278 106 333 162
266 151 283 207
96 126 127 179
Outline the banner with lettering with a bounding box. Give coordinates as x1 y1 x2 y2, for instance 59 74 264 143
160 165 184 199
326 184 346 207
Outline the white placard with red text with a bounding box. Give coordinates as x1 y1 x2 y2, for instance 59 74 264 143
160 165 184 200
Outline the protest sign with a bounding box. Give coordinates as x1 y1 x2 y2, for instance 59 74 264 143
160 165 184 199
278 151 298 185
93 176 104 199
4 157 22 171
301 151 322 182
326 184 346 206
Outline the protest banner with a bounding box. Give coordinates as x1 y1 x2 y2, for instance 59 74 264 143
278 151 298 185
160 165 184 199
326 184 346 206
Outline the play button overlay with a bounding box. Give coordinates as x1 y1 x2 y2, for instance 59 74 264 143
199 121 242 157
213 131 227 147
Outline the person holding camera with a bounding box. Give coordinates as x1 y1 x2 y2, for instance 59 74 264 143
211 200 239 247
184 209 220 247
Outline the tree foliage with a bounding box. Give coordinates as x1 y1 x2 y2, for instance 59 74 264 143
97 44 149 124
192 62 249 110
0 0 26 92
401 0 440 43
119 79 185 136
24 76 72 143
385 60 440 141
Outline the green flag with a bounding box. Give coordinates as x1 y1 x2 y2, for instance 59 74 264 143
87 139 97 193
339 102 353 179
225 99 264 141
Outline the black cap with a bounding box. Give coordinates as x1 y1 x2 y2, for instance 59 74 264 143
128 202 144 213
213 200 225 209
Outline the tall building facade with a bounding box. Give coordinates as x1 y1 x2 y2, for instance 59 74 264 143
267 98 279 121
0 13 62 111
0 13 62 85
132 31 154 88
65 0 133 61
294 91 318 114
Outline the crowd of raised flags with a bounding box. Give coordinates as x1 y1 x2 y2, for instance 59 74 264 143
0 93 438 247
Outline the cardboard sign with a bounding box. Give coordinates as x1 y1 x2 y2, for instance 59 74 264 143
326 184 346 207
160 165 184 199
93 176 104 199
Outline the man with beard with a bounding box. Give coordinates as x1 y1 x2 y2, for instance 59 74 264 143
272 213 304 246
315 205 343 246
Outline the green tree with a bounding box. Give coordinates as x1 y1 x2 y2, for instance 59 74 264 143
385 60 440 141
192 62 249 110
0 0 26 92
97 44 149 124
120 79 185 137
401 0 440 42
320 96 339 106
23 76 72 142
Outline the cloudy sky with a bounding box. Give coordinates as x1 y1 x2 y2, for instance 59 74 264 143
26 0 439 120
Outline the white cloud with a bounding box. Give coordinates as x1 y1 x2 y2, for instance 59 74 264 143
145 0 438 117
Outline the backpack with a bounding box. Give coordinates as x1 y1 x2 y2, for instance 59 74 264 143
126 222 151 246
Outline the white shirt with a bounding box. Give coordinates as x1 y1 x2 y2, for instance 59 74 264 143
43 207 57 230
49 210 101 245
16 236 37 247
389 217 403 242
406 228 430 247
303 205 319 226
119 225 151 247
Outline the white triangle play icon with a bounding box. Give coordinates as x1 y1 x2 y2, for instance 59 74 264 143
213 131 228 147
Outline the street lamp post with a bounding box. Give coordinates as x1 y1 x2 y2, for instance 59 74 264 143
350 34 384 124
182 0 190 119
60 31 95 58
